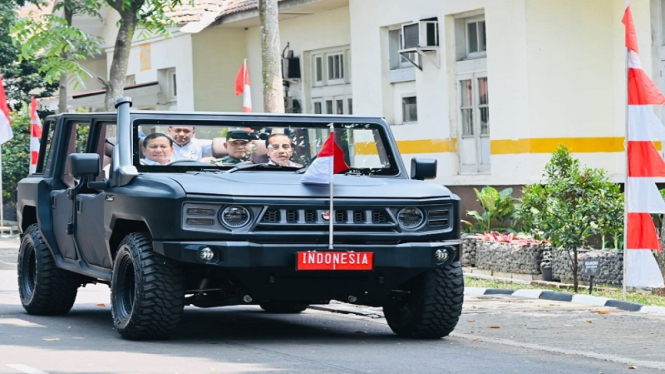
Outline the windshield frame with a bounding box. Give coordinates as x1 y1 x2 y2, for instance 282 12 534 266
131 114 402 177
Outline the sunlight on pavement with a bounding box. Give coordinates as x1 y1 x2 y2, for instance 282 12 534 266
0 318 45 328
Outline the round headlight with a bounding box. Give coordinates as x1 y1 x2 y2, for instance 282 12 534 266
397 208 424 229
220 205 251 228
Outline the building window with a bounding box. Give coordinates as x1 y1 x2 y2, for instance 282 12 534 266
327 53 345 83
169 70 177 99
125 75 136 86
465 17 486 58
460 80 473 136
402 96 417 123
389 29 411 70
478 77 489 135
311 49 348 87
313 101 322 114
314 56 323 84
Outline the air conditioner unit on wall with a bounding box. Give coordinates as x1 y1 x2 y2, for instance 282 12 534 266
282 57 301 80
401 18 439 50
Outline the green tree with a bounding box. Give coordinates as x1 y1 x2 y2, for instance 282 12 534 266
1 109 30 206
12 0 103 113
0 0 58 108
517 145 623 292
11 0 188 112
102 0 189 110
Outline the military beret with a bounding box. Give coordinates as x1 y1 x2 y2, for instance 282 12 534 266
226 130 256 142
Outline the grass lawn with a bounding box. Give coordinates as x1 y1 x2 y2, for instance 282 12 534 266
464 276 665 307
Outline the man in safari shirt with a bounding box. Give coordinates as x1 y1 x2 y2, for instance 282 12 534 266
167 125 212 161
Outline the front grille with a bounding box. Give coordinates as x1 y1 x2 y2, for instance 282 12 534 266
262 209 280 223
258 207 396 232
372 210 387 223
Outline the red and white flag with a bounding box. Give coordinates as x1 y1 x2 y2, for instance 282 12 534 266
29 97 42 174
235 60 251 112
623 5 665 288
0 74 13 145
302 133 349 184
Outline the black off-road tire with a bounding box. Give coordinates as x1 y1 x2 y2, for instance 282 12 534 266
111 232 185 340
17 224 79 315
259 301 308 314
383 261 464 339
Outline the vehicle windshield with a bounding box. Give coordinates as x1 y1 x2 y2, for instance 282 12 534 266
133 120 399 176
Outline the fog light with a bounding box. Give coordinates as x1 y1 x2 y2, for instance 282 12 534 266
435 248 449 263
199 247 214 261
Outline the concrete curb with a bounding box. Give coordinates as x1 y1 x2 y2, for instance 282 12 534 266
466 287 665 315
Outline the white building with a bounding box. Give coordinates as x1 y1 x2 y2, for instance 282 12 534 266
38 0 665 210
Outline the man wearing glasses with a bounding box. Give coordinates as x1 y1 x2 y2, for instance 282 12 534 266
167 125 212 161
265 133 302 167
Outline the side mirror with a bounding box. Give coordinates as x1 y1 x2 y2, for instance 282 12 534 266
68 153 100 178
411 157 437 180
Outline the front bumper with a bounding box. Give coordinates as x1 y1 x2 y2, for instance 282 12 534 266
153 240 460 304
152 240 460 269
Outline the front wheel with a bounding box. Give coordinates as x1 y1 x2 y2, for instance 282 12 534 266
17 224 79 315
111 232 185 340
383 262 464 339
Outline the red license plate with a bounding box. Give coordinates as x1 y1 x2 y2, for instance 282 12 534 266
297 251 373 270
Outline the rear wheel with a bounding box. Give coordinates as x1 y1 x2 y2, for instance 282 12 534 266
383 262 464 339
111 232 185 340
260 301 309 314
17 224 79 315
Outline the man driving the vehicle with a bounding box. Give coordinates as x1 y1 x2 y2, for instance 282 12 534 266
265 133 302 167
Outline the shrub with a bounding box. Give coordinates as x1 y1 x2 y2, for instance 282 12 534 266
462 186 517 233
1 109 30 205
517 145 623 292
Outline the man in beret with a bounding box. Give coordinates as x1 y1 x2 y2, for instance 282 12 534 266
211 130 256 165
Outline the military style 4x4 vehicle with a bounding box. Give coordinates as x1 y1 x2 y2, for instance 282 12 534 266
16 98 463 340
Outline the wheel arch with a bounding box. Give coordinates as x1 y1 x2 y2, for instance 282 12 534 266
20 205 37 233
110 219 150 260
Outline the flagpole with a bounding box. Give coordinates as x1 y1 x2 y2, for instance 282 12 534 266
623 47 629 301
328 124 334 250
0 143 4 237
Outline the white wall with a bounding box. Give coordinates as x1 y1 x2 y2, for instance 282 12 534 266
191 27 247 112
350 0 650 185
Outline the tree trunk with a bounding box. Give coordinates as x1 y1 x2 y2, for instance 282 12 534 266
104 11 137 111
258 0 284 113
58 3 73 113
58 75 68 113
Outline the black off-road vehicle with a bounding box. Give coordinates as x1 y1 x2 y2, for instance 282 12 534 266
16 98 463 340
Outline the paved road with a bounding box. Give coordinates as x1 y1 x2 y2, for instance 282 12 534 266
2 237 665 373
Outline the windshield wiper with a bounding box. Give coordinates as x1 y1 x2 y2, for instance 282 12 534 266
226 163 303 173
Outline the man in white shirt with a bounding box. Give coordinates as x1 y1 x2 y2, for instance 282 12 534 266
265 133 302 167
167 125 212 161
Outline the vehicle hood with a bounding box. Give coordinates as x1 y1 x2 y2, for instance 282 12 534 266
164 172 454 199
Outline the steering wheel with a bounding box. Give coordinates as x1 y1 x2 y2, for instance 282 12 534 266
166 159 214 166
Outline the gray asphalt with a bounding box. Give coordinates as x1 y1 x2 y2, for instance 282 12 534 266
2 236 665 373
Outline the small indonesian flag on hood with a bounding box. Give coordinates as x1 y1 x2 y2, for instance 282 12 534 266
0 74 13 145
302 133 349 184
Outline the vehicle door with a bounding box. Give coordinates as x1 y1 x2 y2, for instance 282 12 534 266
50 120 92 261
73 121 116 269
